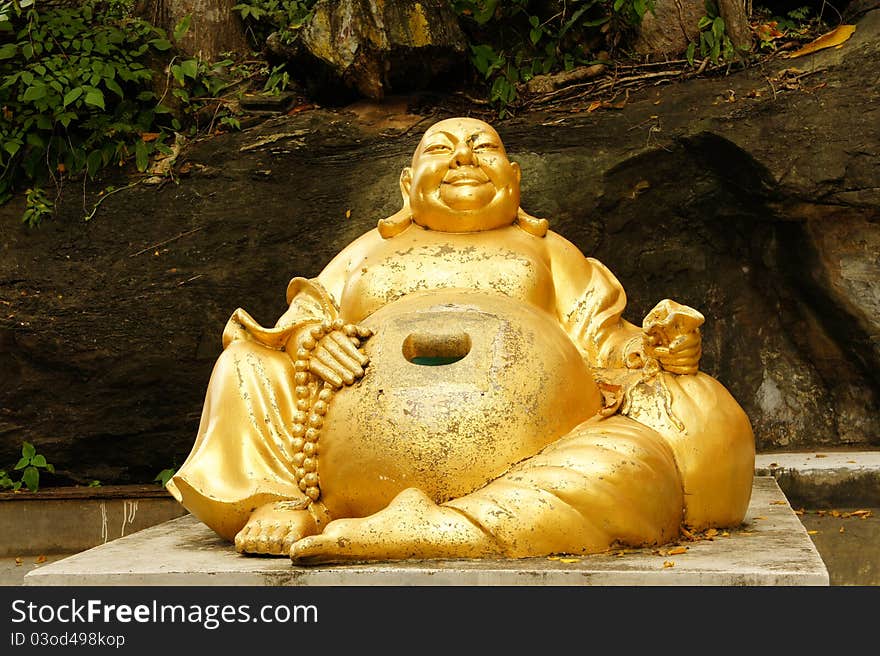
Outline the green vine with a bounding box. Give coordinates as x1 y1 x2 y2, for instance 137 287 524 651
453 0 654 116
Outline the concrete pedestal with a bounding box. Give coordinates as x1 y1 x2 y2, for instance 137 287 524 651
24 477 829 586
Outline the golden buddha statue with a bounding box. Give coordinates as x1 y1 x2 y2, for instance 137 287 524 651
167 117 755 564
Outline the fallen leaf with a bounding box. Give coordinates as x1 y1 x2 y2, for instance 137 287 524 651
559 558 581 564
345 209 351 219
721 531 730 537
850 509 872 517
814 453 828 458
788 24 856 58
15 557 22 566
754 515 767 520
34 555 47 564
770 500 787 505
839 526 845 534
808 530 819 535
141 132 160 142
704 528 718 538
667 546 688 555
663 560 675 568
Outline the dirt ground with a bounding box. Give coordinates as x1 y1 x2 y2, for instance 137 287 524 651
798 507 880 586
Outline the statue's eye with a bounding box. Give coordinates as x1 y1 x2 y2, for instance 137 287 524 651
473 142 499 152
424 143 452 154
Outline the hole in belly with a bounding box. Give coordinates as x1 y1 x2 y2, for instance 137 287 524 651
402 332 472 366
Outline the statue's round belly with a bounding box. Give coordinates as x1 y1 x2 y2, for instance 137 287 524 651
318 289 602 518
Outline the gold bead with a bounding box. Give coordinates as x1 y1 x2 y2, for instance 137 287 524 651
320 320 332 333
304 472 318 486
305 428 319 442
308 414 323 429
306 487 320 501
331 318 344 331
294 360 308 372
298 479 308 492
301 337 316 350
313 400 328 415
303 458 316 472
294 372 309 385
296 348 310 360
296 467 306 480
310 325 324 339
296 399 310 412
291 437 305 452
318 388 333 402
295 385 310 399
292 424 305 437
293 453 305 467
293 411 307 424
303 442 316 456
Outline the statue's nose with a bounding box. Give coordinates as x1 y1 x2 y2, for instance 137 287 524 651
450 141 474 168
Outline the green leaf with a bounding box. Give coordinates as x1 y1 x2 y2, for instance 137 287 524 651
154 468 176 487
135 139 149 172
21 85 47 102
14 457 29 470
86 149 103 177
63 86 83 107
3 140 20 156
46 463 55 473
84 88 105 109
58 111 77 128
529 27 542 45
180 59 198 79
104 77 123 98
149 38 173 51
22 466 39 492
32 454 47 467
22 442 36 459
686 42 696 66
173 15 192 42
0 43 16 59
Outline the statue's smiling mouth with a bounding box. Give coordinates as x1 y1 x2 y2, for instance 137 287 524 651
443 170 489 186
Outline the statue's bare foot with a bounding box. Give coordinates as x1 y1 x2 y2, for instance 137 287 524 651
235 501 319 556
290 488 500 564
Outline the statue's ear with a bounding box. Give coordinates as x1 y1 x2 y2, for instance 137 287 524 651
378 167 414 239
511 161 521 184
400 167 413 202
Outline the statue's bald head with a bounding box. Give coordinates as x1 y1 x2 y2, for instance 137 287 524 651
401 117 521 233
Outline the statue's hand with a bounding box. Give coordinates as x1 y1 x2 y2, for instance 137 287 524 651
299 320 372 388
641 299 704 376
289 488 499 564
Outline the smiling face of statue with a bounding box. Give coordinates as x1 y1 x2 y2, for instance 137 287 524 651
403 118 521 233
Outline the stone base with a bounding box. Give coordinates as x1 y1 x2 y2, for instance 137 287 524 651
24 477 829 586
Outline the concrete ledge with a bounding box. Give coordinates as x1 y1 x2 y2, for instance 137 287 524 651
755 451 880 508
24 477 828 586
0 485 186 557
